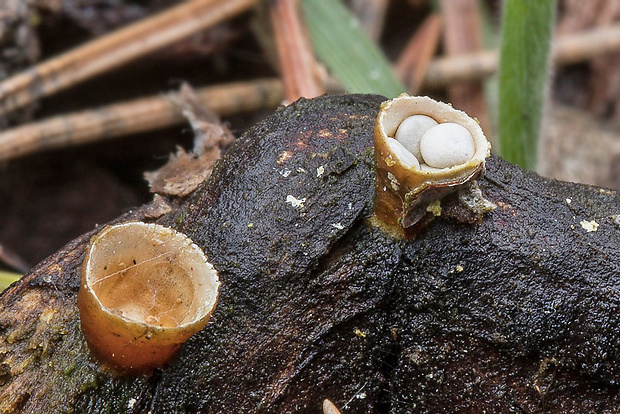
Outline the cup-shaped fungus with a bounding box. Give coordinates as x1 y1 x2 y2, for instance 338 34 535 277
374 95 491 238
78 222 219 373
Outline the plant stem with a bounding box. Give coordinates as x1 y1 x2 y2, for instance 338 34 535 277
270 0 324 101
497 0 556 170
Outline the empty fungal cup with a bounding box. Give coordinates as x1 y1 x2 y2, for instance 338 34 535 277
373 95 491 236
78 222 219 373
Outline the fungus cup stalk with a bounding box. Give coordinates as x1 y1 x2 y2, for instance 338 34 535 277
497 0 556 170
78 222 219 373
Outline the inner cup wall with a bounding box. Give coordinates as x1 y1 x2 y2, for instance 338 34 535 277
379 97 489 163
86 223 215 329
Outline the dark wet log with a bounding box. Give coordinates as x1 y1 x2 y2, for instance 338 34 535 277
1 95 620 413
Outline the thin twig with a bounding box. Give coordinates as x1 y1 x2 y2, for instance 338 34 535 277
394 13 443 94
423 50 497 90
342 380 368 409
0 79 283 161
0 0 258 116
270 0 324 102
423 24 620 90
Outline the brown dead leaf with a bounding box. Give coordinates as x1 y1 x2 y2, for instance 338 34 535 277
143 194 173 219
173 83 235 155
145 83 235 197
144 146 217 197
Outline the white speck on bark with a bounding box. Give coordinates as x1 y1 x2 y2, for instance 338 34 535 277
580 220 599 232
286 195 306 209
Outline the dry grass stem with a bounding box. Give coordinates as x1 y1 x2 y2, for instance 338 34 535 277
0 79 283 161
3 22 619 161
554 22 620 65
270 0 324 102
439 0 490 133
423 24 620 90
0 0 258 116
394 13 443 94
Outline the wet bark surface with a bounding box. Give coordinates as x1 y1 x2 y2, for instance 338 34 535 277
1 94 620 413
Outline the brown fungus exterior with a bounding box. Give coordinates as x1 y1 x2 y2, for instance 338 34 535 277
373 95 492 238
78 222 219 373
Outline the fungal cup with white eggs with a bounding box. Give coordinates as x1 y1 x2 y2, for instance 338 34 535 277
373 95 493 237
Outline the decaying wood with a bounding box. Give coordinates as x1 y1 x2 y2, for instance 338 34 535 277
1 95 620 412
0 79 283 161
423 23 620 89
0 0 258 116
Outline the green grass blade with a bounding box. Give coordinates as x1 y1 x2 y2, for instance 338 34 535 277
0 270 21 291
480 1 500 142
497 0 555 170
302 0 405 98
